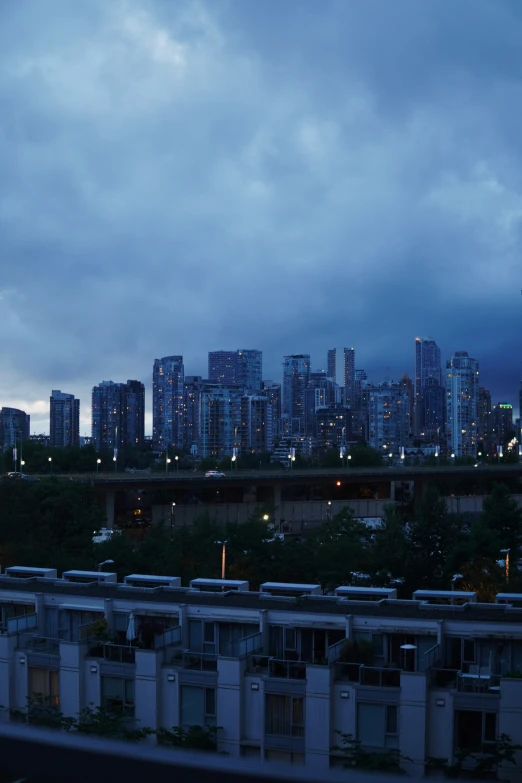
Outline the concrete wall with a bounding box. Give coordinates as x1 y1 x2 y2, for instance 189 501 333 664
135 649 160 732
426 689 453 762
243 675 263 744
217 657 244 757
60 641 84 718
305 665 331 775
154 499 390 527
399 672 427 778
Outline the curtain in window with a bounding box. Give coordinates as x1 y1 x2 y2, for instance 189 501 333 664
266 694 291 736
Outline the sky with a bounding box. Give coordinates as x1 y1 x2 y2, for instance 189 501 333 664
1 0 522 435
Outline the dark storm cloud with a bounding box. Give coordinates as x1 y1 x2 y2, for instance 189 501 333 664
1 0 522 431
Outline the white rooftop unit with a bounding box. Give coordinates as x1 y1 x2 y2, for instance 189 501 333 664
413 589 477 605
189 578 249 592
4 566 57 580
123 574 181 588
62 570 117 585
334 586 397 600
495 593 522 606
260 582 321 597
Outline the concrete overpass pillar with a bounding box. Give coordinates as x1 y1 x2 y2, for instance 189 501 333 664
273 484 282 525
105 490 115 529
389 481 396 501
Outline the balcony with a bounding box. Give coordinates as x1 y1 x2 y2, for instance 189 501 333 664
335 662 401 687
170 650 218 671
429 667 501 695
88 642 136 664
267 658 306 680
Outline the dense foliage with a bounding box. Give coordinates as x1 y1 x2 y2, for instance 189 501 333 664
0 476 520 597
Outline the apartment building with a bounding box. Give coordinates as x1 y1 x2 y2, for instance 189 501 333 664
0 569 521 779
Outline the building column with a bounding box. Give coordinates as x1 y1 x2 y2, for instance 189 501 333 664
105 490 115 529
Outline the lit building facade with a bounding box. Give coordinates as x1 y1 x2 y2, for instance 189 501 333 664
369 384 411 452
92 380 145 452
0 407 30 451
239 395 274 453
50 390 80 448
198 384 243 458
414 338 442 433
445 352 479 457
152 356 184 452
282 355 311 433
327 347 355 406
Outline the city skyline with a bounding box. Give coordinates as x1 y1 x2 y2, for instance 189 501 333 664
1 1 522 433
1 338 521 436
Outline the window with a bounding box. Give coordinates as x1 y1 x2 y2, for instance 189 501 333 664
101 677 134 718
358 703 399 749
455 711 497 752
180 686 216 727
265 695 304 737
29 668 59 707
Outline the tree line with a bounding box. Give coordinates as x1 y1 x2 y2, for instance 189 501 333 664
0 477 520 598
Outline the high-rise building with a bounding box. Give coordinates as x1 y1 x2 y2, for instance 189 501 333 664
92 380 145 452
414 338 441 432
421 378 445 441
445 351 479 457
282 354 311 433
327 347 355 405
368 384 411 452
183 376 204 451
399 374 415 433
492 403 514 450
353 369 368 409
315 405 351 450
0 407 30 451
208 350 262 392
198 384 243 458
237 349 262 392
50 390 80 448
477 387 492 451
152 356 184 452
125 381 145 448
208 351 242 386
239 395 274 453
305 372 338 434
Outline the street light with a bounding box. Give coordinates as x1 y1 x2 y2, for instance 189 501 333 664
166 457 171 476
347 454 351 467
48 456 53 474
451 573 463 591
170 502 176 529
97 559 114 572
175 455 179 474
113 455 117 473
215 540 227 580
231 454 236 471
500 549 510 583
96 458 101 476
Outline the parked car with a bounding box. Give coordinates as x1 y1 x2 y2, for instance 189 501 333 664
205 470 225 478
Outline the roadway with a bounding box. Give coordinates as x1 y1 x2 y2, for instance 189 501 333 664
33 463 522 489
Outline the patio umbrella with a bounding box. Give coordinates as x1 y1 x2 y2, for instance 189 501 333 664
126 613 136 645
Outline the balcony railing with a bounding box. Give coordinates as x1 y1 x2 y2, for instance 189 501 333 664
19 634 60 655
170 650 218 671
267 658 306 680
335 662 401 687
8 613 37 634
238 631 263 658
327 637 347 665
88 642 136 664
422 643 441 673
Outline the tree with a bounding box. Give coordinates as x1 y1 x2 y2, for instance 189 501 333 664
311 509 371 590
348 444 384 468
408 487 461 589
371 504 408 587
479 483 522 565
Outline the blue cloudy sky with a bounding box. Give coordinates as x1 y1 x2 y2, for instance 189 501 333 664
1 0 522 434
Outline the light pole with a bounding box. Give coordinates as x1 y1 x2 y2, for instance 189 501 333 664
170 502 176 529
96 458 101 476
175 455 179 474
97 559 114 572
48 456 53 475
166 457 171 476
451 573 463 591
215 540 227 580
231 454 236 472
21 460 25 473
347 454 351 467
113 456 117 473
500 548 510 583
451 453 455 466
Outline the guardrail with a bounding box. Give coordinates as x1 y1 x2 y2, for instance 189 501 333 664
335 662 401 687
238 631 263 658
18 634 60 655
268 658 306 680
8 613 37 634
422 643 441 673
170 650 218 671
327 637 347 665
